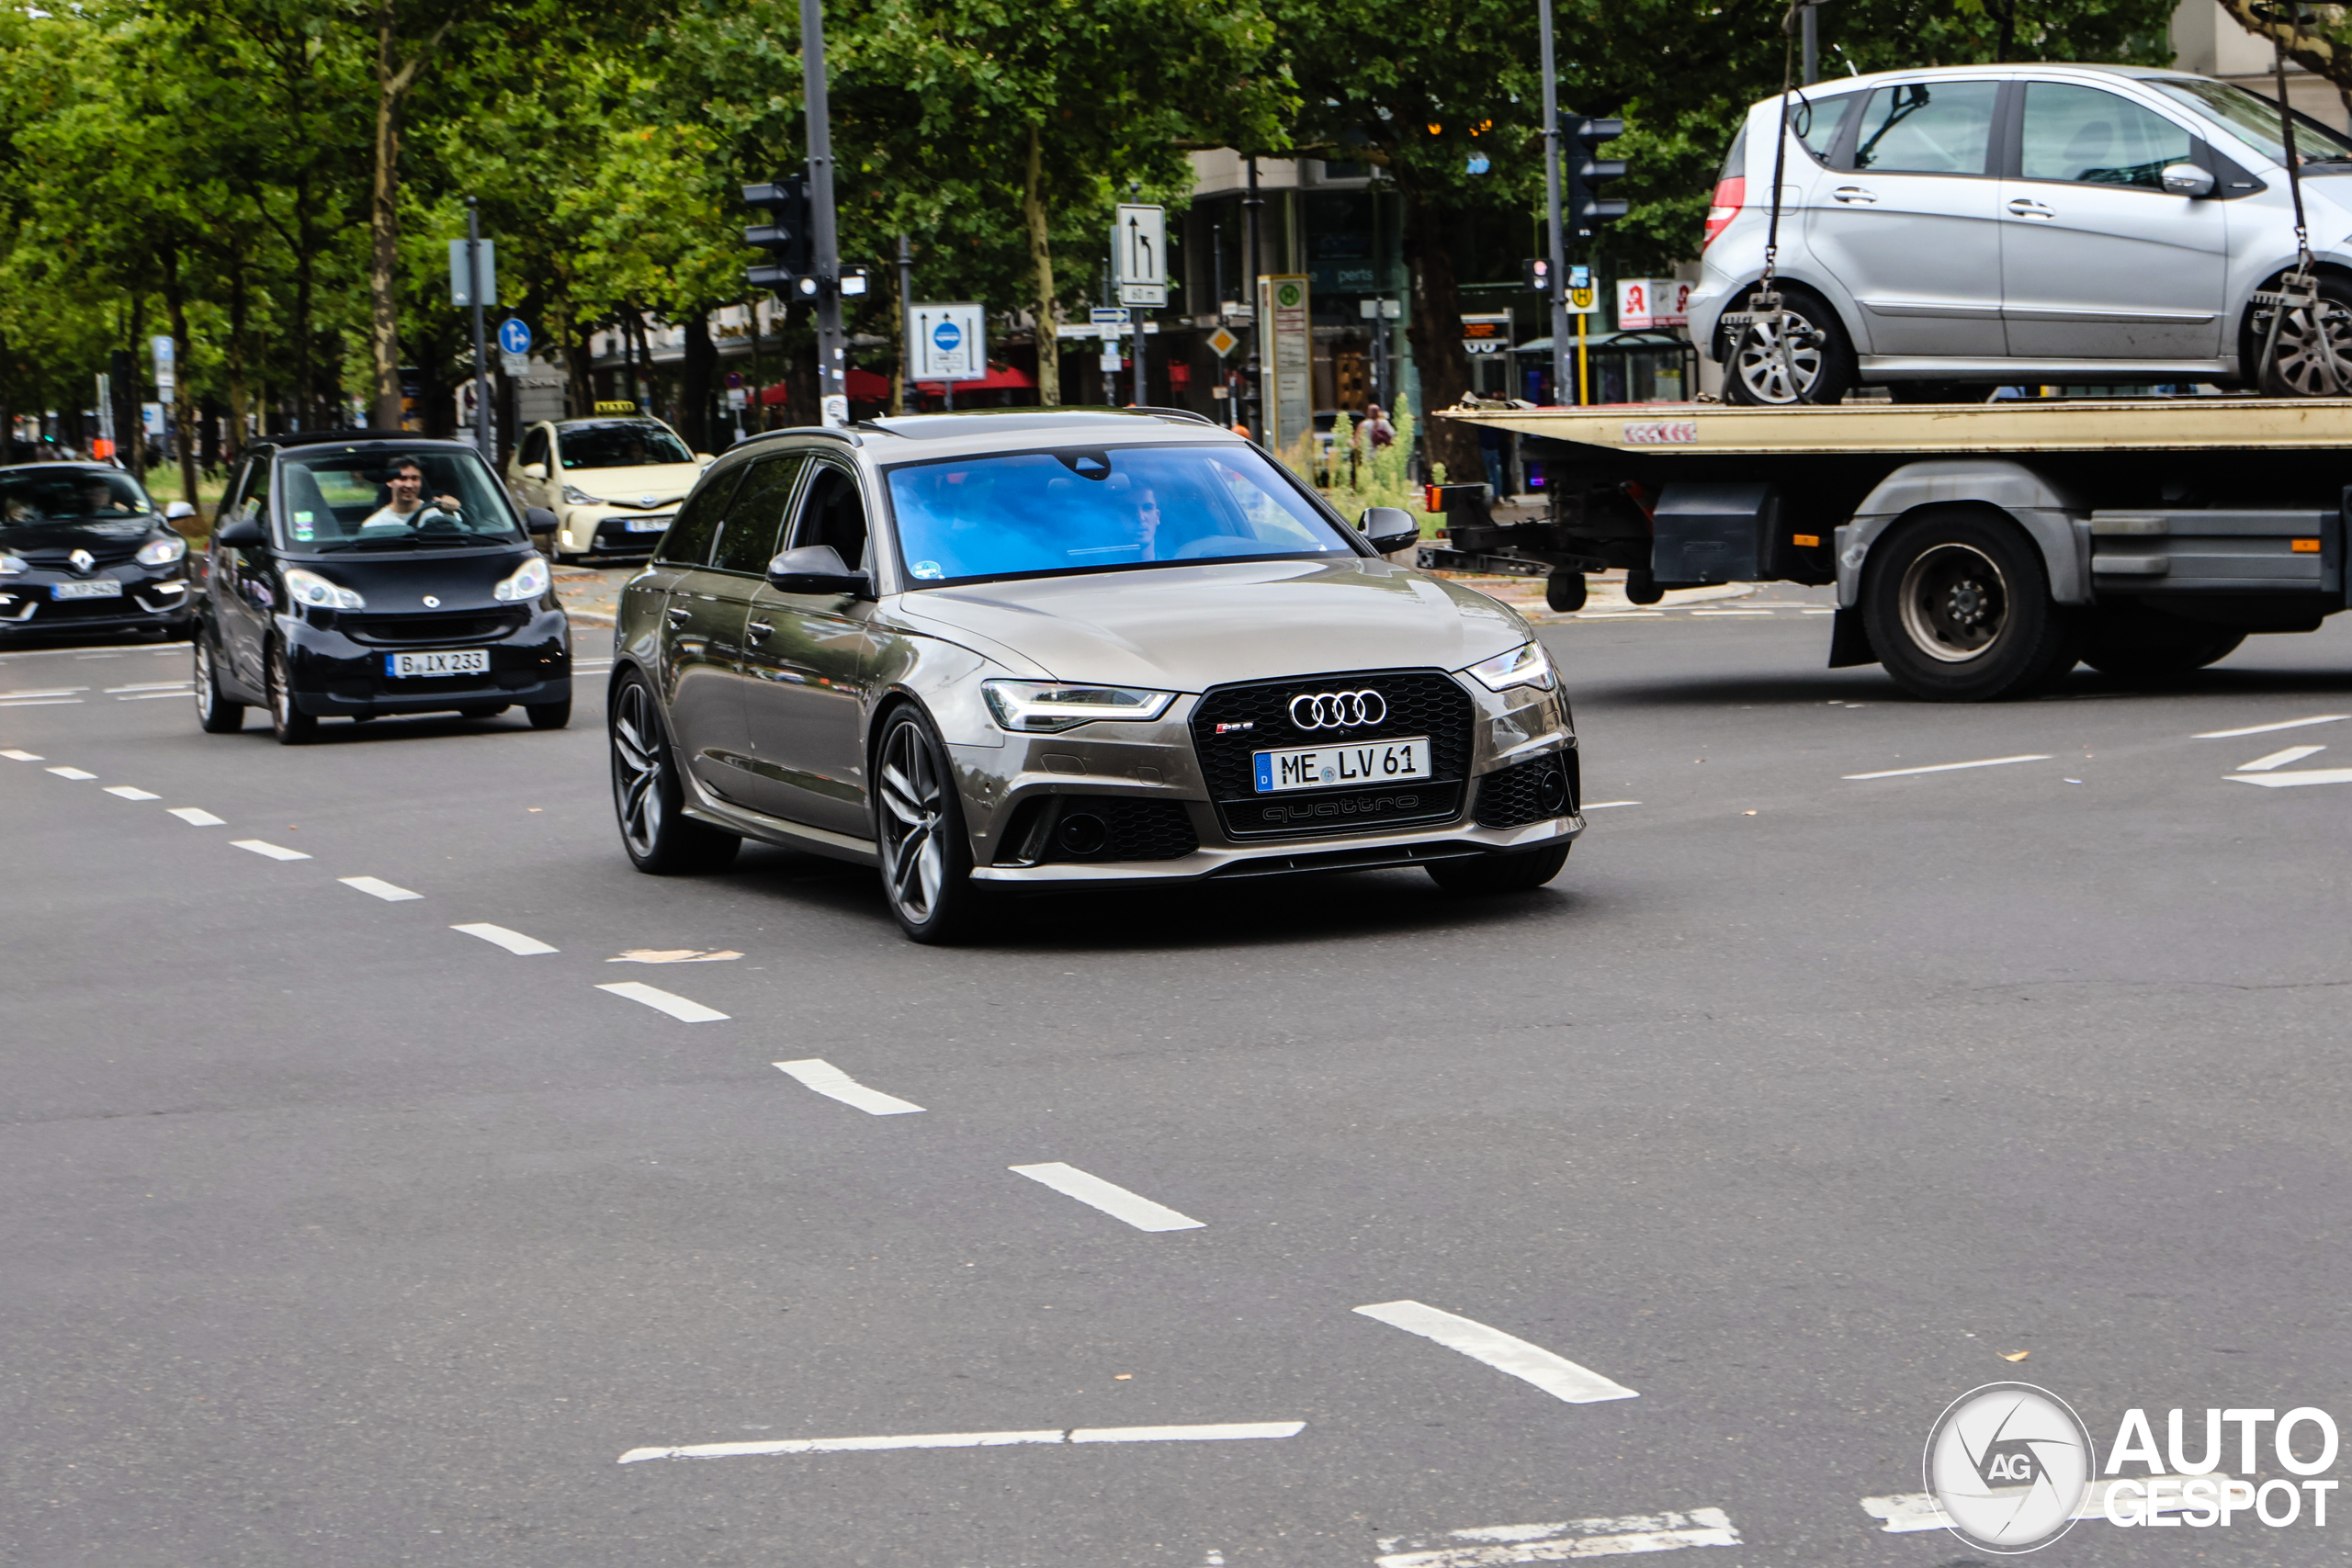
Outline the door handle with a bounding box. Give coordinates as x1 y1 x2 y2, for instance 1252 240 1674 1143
666 604 690 624
2007 198 2054 218
746 620 774 643
1831 186 1877 204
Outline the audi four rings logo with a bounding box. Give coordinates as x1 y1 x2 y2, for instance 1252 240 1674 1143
1289 690 1386 729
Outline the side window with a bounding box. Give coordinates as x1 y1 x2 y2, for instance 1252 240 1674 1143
710 454 809 575
1851 81 2000 175
240 459 274 528
1795 90 1860 164
519 427 548 468
790 463 870 570
653 464 745 567
2019 84 2194 190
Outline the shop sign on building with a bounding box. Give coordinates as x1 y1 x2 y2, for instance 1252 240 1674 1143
1257 275 1312 454
1615 278 1690 330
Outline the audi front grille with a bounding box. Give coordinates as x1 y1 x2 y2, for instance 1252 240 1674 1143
1190 668 1474 840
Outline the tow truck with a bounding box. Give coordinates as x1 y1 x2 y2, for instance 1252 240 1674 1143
1431 398 2352 700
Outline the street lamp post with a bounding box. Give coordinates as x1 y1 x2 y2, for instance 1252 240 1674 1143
802 0 847 427
1539 0 1570 408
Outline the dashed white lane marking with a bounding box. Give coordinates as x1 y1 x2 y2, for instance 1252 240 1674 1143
0 697 81 707
45 766 96 780
105 682 191 694
1009 1162 1205 1232
2228 767 2352 788
775 1058 924 1115
1 749 42 761
1862 1476 2196 1532
168 807 225 826
339 875 423 902
595 980 728 1022
1583 800 1641 809
2195 714 2347 739
618 1421 1304 1464
1801 607 1838 615
103 785 161 800
231 839 311 861
2238 744 2325 772
1843 753 2051 781
453 922 558 954
1570 611 1667 620
1353 1301 1638 1404
1374 1509 1740 1564
2 689 85 700
116 690 192 701
1686 609 1775 617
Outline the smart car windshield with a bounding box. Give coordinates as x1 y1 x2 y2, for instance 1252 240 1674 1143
560 423 693 469
0 468 153 531
884 443 1358 586
2151 77 2352 165
276 447 524 553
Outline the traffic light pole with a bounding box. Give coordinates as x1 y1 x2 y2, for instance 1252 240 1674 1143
465 197 492 462
801 0 847 427
1538 0 1569 409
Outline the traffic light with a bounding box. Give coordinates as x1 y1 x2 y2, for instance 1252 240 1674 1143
742 177 811 292
1565 116 1628 241
1524 256 1554 297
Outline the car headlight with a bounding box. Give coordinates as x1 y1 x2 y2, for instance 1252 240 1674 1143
136 536 187 567
1464 640 1557 694
561 484 605 505
0 554 25 577
283 567 365 611
981 680 1176 733
493 556 551 603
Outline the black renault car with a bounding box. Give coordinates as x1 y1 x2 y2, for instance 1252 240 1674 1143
0 463 196 640
191 433 571 742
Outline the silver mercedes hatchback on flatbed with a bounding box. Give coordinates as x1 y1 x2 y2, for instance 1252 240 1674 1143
606 410 1581 942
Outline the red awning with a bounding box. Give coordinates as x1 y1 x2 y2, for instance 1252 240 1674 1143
914 363 1036 394
844 367 894 401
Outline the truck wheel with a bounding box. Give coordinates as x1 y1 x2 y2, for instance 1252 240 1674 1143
1544 570 1588 613
2081 604 2245 679
1724 288 1857 406
1624 570 1664 605
1861 508 2078 701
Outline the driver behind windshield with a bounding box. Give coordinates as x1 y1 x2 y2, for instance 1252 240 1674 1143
361 457 462 532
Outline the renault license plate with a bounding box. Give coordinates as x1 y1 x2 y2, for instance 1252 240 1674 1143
52 580 122 600
1253 736 1430 793
386 649 491 678
625 514 672 533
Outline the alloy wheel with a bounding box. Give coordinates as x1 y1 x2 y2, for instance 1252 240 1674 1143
610 681 665 857
194 643 215 722
1897 542 2009 662
2266 298 2352 397
877 720 947 923
1733 309 1826 405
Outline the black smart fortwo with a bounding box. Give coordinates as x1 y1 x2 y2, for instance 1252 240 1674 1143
191 433 571 743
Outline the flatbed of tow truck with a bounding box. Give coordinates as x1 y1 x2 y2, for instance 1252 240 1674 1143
1430 399 2352 701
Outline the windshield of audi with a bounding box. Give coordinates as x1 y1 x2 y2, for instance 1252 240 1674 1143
266 447 526 555
883 442 1360 587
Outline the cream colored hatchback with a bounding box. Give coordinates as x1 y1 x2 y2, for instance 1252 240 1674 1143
506 416 711 560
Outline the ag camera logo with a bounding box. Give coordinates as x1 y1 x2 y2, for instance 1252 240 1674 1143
1925 1382 2094 1552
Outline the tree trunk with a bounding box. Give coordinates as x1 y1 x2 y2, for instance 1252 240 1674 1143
564 304 595 418
159 244 201 507
1023 124 1060 406
680 309 716 453
1400 186 1475 484
887 261 905 417
227 267 252 463
368 9 405 428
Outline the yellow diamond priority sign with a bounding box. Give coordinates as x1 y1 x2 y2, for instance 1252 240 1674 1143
1206 326 1240 358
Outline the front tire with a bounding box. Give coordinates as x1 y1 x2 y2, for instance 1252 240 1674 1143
1427 841 1571 893
873 705 989 944
1724 287 1858 406
526 698 571 730
608 672 740 874
193 637 244 734
1544 570 1588 613
2250 274 2352 397
1860 508 2078 701
266 641 316 744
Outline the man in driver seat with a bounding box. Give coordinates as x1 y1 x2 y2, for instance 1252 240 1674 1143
361 457 462 531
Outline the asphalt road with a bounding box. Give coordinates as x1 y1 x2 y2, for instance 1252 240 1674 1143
6 606 2351 1567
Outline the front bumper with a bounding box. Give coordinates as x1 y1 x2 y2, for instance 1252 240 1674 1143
952 670 1582 888
0 570 193 634
282 603 572 715
560 504 675 555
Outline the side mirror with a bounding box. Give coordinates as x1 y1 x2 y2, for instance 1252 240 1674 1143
214 516 265 548
766 544 869 595
695 453 716 466
520 462 548 481
524 506 559 545
2162 163 2215 198
164 500 196 522
1360 505 1420 555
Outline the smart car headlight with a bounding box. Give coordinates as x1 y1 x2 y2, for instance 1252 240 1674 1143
1464 640 1557 694
283 567 365 610
981 681 1176 733
493 556 551 603
135 536 187 567
561 484 605 505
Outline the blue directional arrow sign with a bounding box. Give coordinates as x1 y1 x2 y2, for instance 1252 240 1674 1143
497 318 532 356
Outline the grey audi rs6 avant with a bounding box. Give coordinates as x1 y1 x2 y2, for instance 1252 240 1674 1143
607 409 1583 942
